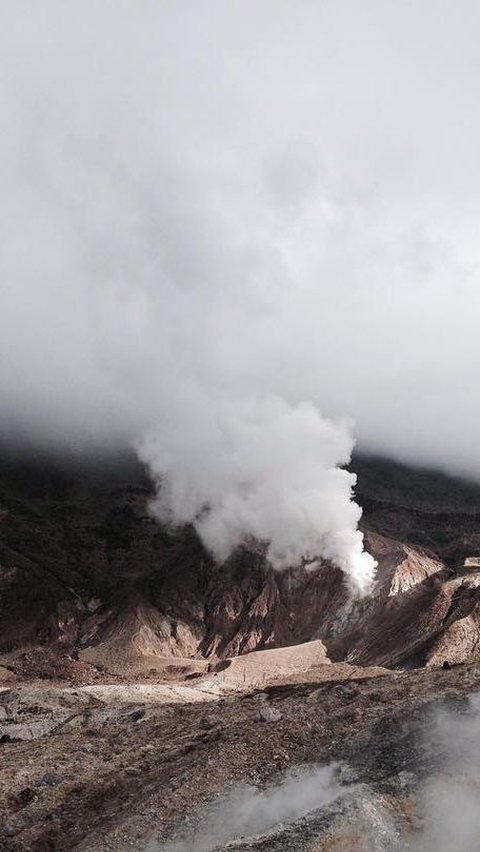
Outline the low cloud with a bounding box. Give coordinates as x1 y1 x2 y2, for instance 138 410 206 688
1 2 480 582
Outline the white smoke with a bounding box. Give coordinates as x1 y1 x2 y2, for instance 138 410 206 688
137 398 375 592
0 1 382 591
343 696 480 851
2 2 480 588
406 696 480 852
151 764 342 852
163 696 480 852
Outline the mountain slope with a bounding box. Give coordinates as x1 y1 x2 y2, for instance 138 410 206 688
2 449 480 679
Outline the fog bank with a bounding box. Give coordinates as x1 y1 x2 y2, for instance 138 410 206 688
2 2 480 584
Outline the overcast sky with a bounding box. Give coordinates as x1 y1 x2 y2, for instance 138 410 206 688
1 1 479 584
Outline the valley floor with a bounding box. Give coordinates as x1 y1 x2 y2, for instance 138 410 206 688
1 661 480 851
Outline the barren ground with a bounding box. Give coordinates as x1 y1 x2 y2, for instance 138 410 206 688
1 661 480 851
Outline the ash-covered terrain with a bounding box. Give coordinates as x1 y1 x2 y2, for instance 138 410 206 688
2 453 480 850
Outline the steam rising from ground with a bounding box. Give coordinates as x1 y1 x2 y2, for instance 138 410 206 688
137 400 375 592
2 2 480 586
151 696 480 851
151 765 342 852
405 696 480 852
358 696 480 851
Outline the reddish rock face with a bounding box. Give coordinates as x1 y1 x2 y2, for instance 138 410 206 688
2 450 480 679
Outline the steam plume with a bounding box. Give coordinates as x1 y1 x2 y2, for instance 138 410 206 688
3 2 480 589
152 764 342 852
137 399 376 593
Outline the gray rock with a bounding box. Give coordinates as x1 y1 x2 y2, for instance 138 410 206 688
3 819 18 837
258 705 282 723
41 771 63 787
